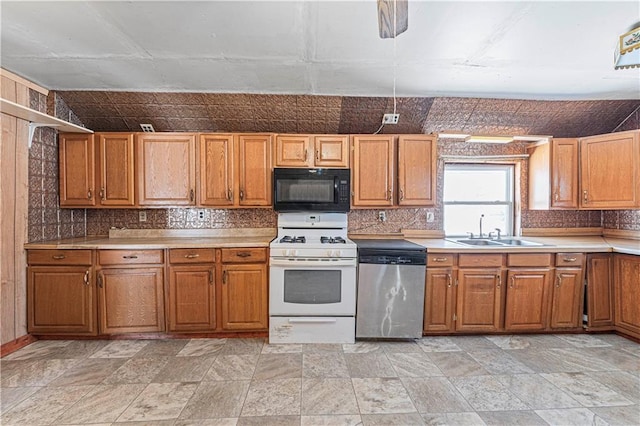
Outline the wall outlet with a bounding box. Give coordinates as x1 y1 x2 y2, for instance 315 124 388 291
382 113 399 124
139 211 147 222
197 210 205 220
426 211 435 223
378 211 387 222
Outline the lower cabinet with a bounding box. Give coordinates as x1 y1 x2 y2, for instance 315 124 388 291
456 268 504 332
550 268 584 329
97 250 165 334
614 254 640 338
221 263 268 330
586 253 614 329
424 267 456 332
504 269 552 331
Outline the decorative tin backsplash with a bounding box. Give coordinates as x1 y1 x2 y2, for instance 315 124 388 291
602 210 640 231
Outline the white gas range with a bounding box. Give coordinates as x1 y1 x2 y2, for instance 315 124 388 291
269 212 357 344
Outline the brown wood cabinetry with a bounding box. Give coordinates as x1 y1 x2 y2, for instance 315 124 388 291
97 249 165 334
397 135 437 206
424 254 456 332
580 130 640 209
237 134 272 206
586 253 614 329
137 133 197 206
167 248 216 332
274 134 349 168
27 250 96 335
614 254 640 338
220 248 268 330
351 135 396 207
97 133 135 206
456 254 504 332
199 133 235 207
528 138 579 210
59 133 96 207
504 254 552 331
550 253 585 329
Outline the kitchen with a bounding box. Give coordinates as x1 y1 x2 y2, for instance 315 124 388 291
1 1 640 425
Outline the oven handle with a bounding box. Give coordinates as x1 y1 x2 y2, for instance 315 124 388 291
287 318 338 324
270 258 357 267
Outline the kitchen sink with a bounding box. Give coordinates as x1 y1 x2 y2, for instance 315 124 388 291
449 239 504 246
494 238 544 246
449 238 545 247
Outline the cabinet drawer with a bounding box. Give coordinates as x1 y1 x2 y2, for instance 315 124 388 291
27 249 92 266
458 254 504 267
555 253 584 267
99 249 164 265
508 253 552 267
221 248 267 263
427 254 455 267
169 248 216 264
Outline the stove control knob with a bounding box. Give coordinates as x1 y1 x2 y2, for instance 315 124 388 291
329 250 342 257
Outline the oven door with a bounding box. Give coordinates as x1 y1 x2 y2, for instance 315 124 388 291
269 258 356 316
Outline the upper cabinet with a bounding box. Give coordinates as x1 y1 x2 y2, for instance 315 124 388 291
580 130 640 209
528 138 579 210
59 133 96 207
199 133 235 207
97 133 135 206
351 134 437 207
136 133 197 206
274 134 349 168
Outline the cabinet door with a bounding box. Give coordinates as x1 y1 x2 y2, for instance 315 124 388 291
586 254 614 328
550 138 579 209
59 133 95 207
614 254 640 335
168 265 216 332
314 135 349 168
199 134 234 206
98 267 165 334
397 135 437 206
424 268 455 332
27 266 96 335
351 135 395 206
274 135 311 167
504 269 551 331
580 131 640 209
550 268 583 329
136 133 196 206
97 133 135 207
456 269 503 332
237 134 272 206
221 264 268 330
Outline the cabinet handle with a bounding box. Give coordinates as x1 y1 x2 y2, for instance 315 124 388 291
447 273 452 288
223 270 227 284
190 189 195 202
433 257 447 262
556 274 562 288
209 270 214 285
583 190 588 203
387 189 392 201
87 189 92 200
510 276 515 288
100 187 105 201
304 149 308 161
399 188 404 201
184 253 200 259
237 252 251 258
562 257 577 262
316 149 319 160
97 272 103 288
51 254 66 260
122 255 138 259
496 274 501 288
83 270 90 286
239 190 244 200
554 192 559 202
227 189 233 201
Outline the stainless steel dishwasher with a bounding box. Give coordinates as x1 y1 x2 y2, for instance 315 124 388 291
354 239 426 339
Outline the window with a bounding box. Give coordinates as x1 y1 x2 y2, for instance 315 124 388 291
443 164 514 237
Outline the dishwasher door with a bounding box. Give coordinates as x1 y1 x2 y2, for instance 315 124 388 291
356 263 426 339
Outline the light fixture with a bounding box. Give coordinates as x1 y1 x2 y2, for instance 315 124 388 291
465 136 514 144
437 132 469 139
614 22 640 69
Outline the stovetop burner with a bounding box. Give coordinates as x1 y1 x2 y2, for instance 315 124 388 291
321 236 346 244
279 236 306 244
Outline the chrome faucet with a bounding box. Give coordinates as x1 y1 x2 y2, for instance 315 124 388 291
494 228 502 240
479 214 484 239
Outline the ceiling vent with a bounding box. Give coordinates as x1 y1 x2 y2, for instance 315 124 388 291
140 123 155 132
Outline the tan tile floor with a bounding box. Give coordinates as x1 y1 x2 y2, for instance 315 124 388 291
1 334 638 425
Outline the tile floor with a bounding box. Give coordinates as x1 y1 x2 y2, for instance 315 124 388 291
0 333 638 425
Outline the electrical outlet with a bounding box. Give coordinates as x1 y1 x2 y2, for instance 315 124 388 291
378 211 387 222
140 123 155 132
426 211 435 223
382 113 400 124
139 211 147 222
197 210 205 220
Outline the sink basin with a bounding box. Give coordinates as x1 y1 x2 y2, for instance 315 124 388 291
451 239 504 246
449 238 545 247
495 238 544 246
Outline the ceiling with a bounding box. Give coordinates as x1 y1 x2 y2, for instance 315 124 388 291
2 1 640 100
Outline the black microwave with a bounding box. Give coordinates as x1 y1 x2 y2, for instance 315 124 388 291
273 168 351 212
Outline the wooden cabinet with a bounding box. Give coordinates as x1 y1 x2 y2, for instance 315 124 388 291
504 254 552 331
550 253 585 329
351 135 395 207
97 133 135 206
199 133 234 207
237 134 272 206
397 135 437 206
528 138 579 210
136 133 196 206
614 254 640 337
167 248 216 332
274 134 349 168
27 250 96 335
586 253 614 329
220 248 268 330
580 130 640 209
59 133 96 207
97 250 165 334
424 254 456 333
